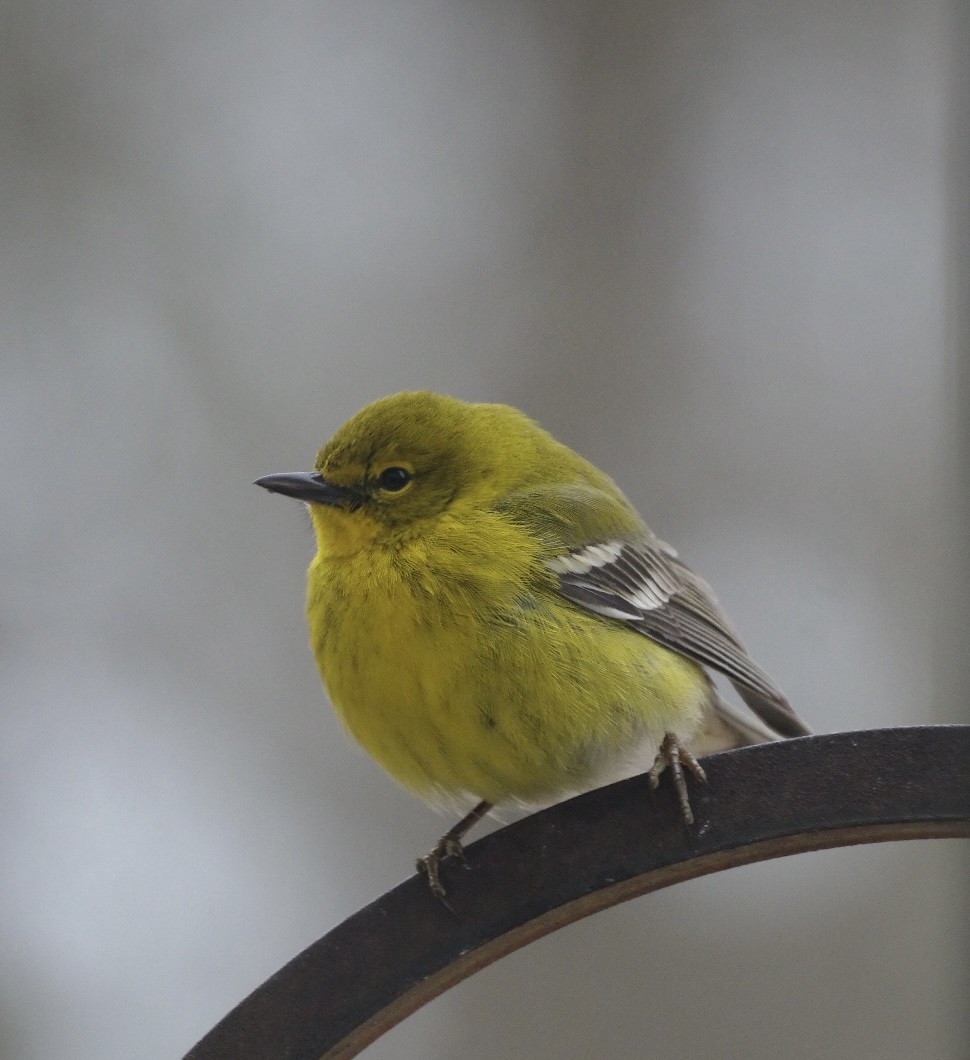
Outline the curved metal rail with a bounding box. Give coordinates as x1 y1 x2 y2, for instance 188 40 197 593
185 727 970 1060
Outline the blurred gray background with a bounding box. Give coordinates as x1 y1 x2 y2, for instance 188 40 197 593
3 2 967 1058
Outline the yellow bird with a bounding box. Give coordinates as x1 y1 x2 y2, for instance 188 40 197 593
257 391 810 900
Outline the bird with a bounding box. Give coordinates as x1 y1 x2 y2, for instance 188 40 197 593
256 391 811 901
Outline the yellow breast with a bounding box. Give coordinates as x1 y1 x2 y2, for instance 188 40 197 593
304 511 711 806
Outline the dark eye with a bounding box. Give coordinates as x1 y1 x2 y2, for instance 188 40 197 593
378 467 411 492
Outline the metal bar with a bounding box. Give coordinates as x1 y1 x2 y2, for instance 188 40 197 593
184 727 970 1060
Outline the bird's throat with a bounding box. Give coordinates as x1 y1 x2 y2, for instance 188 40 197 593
310 505 383 559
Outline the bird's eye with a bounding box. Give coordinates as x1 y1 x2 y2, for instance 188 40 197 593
378 467 411 492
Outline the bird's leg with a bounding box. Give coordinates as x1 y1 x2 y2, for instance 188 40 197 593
648 733 707 825
417 800 493 904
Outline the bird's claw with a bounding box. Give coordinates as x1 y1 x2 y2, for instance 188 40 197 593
417 836 468 907
648 733 707 824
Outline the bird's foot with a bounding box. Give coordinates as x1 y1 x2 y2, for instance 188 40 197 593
648 733 707 824
415 800 492 908
417 836 469 908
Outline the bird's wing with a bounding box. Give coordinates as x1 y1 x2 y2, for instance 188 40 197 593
494 482 810 738
547 532 811 738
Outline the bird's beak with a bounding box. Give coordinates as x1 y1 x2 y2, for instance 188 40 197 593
255 471 361 509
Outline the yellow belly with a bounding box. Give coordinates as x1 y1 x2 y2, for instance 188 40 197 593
306 536 711 806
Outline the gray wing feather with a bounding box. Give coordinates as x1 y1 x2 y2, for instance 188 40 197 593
552 536 812 740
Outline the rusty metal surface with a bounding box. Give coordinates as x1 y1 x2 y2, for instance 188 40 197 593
184 727 970 1060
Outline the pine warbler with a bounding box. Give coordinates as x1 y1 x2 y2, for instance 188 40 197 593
257 391 810 900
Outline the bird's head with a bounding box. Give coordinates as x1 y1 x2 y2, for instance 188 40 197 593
256 391 571 556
